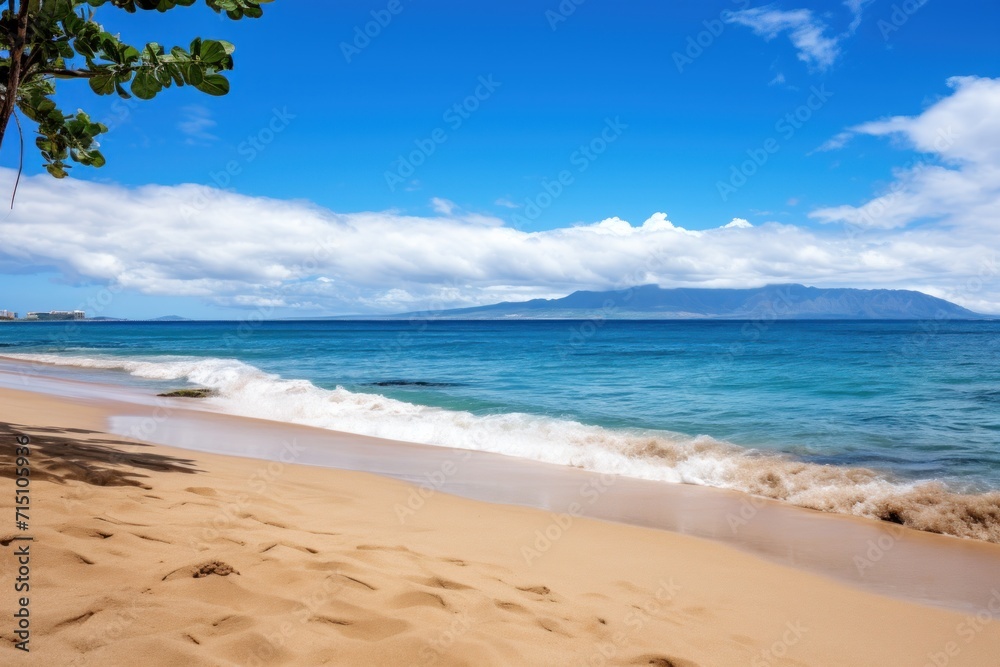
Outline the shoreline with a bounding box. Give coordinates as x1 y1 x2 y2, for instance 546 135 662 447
1 385 1000 664
2 360 1000 615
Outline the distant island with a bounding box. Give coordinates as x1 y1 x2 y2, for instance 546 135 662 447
323 284 988 320
0 311 190 322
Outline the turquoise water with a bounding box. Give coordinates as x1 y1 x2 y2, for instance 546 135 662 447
2 319 1000 538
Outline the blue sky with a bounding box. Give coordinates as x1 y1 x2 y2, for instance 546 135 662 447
2 0 999 318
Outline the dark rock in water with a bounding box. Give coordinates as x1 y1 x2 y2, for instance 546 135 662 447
370 380 458 387
157 388 214 398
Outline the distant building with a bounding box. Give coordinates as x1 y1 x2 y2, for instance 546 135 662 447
0 310 16 320
24 310 85 321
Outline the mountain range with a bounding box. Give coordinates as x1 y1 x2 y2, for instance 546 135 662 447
359 284 987 320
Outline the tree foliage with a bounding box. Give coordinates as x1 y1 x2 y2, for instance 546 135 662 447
0 0 270 178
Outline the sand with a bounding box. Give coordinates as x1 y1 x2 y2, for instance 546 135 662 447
2 387 1000 666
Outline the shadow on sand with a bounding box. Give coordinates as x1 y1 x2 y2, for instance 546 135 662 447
0 421 201 489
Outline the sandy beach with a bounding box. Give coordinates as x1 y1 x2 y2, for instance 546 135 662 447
0 381 999 666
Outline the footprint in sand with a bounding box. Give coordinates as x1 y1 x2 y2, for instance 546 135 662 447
391 591 450 610
52 610 95 629
421 576 472 591
69 552 95 565
259 542 320 556
630 655 700 667
339 573 378 591
537 618 572 636
494 600 530 615
57 527 113 540
308 616 410 641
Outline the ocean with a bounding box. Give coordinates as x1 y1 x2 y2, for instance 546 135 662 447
2 319 999 540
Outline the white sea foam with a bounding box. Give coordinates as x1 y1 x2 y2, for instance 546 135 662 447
8 353 1000 542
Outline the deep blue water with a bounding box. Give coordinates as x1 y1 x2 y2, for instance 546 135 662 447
1 319 999 491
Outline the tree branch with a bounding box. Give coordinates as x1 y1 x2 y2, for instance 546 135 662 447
0 0 30 152
9 108 22 208
35 68 102 78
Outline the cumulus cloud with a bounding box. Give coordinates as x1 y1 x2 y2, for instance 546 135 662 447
0 163 997 314
729 1 870 71
811 76 1000 231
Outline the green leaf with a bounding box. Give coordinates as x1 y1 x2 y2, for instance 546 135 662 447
46 163 69 178
73 37 96 59
154 66 173 87
131 68 163 99
180 62 204 86
194 73 229 96
89 72 116 95
165 63 185 86
199 39 227 64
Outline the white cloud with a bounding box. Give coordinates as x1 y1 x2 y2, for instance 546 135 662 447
728 6 841 71
811 76 1000 232
430 197 456 215
0 168 997 314
729 1 871 72
843 0 874 33
177 105 218 145
494 197 519 209
812 130 854 153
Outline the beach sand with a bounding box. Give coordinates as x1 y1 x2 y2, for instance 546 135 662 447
2 387 1000 666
